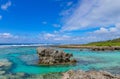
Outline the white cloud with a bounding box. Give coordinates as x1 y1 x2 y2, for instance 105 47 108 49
1 1 12 10
39 23 120 43
53 24 61 28
39 32 78 43
38 32 100 44
94 27 109 34
54 35 71 41
42 33 56 40
86 24 120 42
0 15 2 20
0 33 13 38
66 1 73 7
42 21 47 25
0 33 18 39
61 0 120 31
93 24 120 35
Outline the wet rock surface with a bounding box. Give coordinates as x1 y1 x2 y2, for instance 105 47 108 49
62 70 120 79
37 47 77 65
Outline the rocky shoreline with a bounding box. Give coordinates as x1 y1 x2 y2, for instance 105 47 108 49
57 45 120 51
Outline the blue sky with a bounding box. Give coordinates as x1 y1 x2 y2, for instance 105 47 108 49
0 0 120 44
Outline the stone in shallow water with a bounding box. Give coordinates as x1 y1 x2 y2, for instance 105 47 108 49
0 59 12 71
0 71 5 75
37 47 77 65
0 59 12 66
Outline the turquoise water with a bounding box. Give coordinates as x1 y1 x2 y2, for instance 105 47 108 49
0 47 120 74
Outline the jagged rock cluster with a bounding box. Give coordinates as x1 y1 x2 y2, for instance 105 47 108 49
62 70 120 79
37 47 77 65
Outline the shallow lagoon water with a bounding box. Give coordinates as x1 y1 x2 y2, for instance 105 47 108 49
0 46 120 74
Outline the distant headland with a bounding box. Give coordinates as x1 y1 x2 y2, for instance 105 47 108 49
54 38 120 51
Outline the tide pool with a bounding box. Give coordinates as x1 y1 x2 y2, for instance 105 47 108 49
0 47 120 74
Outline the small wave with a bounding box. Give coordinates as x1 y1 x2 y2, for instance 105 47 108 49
0 44 54 48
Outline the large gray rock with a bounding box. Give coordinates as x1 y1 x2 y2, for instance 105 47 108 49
37 47 77 65
62 70 120 79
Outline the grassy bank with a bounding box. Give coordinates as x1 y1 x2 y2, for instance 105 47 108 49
84 38 120 46
57 38 120 48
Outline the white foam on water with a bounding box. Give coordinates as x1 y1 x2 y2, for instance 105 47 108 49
0 43 55 48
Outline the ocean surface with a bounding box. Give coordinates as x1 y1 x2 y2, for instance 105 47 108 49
0 44 120 75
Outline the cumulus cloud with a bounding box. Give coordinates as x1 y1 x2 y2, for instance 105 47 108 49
39 32 77 43
42 21 47 25
0 33 18 39
93 27 119 35
94 28 109 34
40 33 68 41
1 1 12 10
84 24 120 42
61 0 120 31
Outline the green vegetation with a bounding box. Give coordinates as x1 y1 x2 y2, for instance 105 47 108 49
84 38 120 46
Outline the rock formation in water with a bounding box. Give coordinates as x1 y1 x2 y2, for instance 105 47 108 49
37 47 77 65
62 70 120 79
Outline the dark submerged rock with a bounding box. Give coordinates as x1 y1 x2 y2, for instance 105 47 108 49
37 47 77 65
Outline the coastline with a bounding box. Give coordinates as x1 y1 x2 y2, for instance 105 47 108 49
53 45 120 51
1 46 119 79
